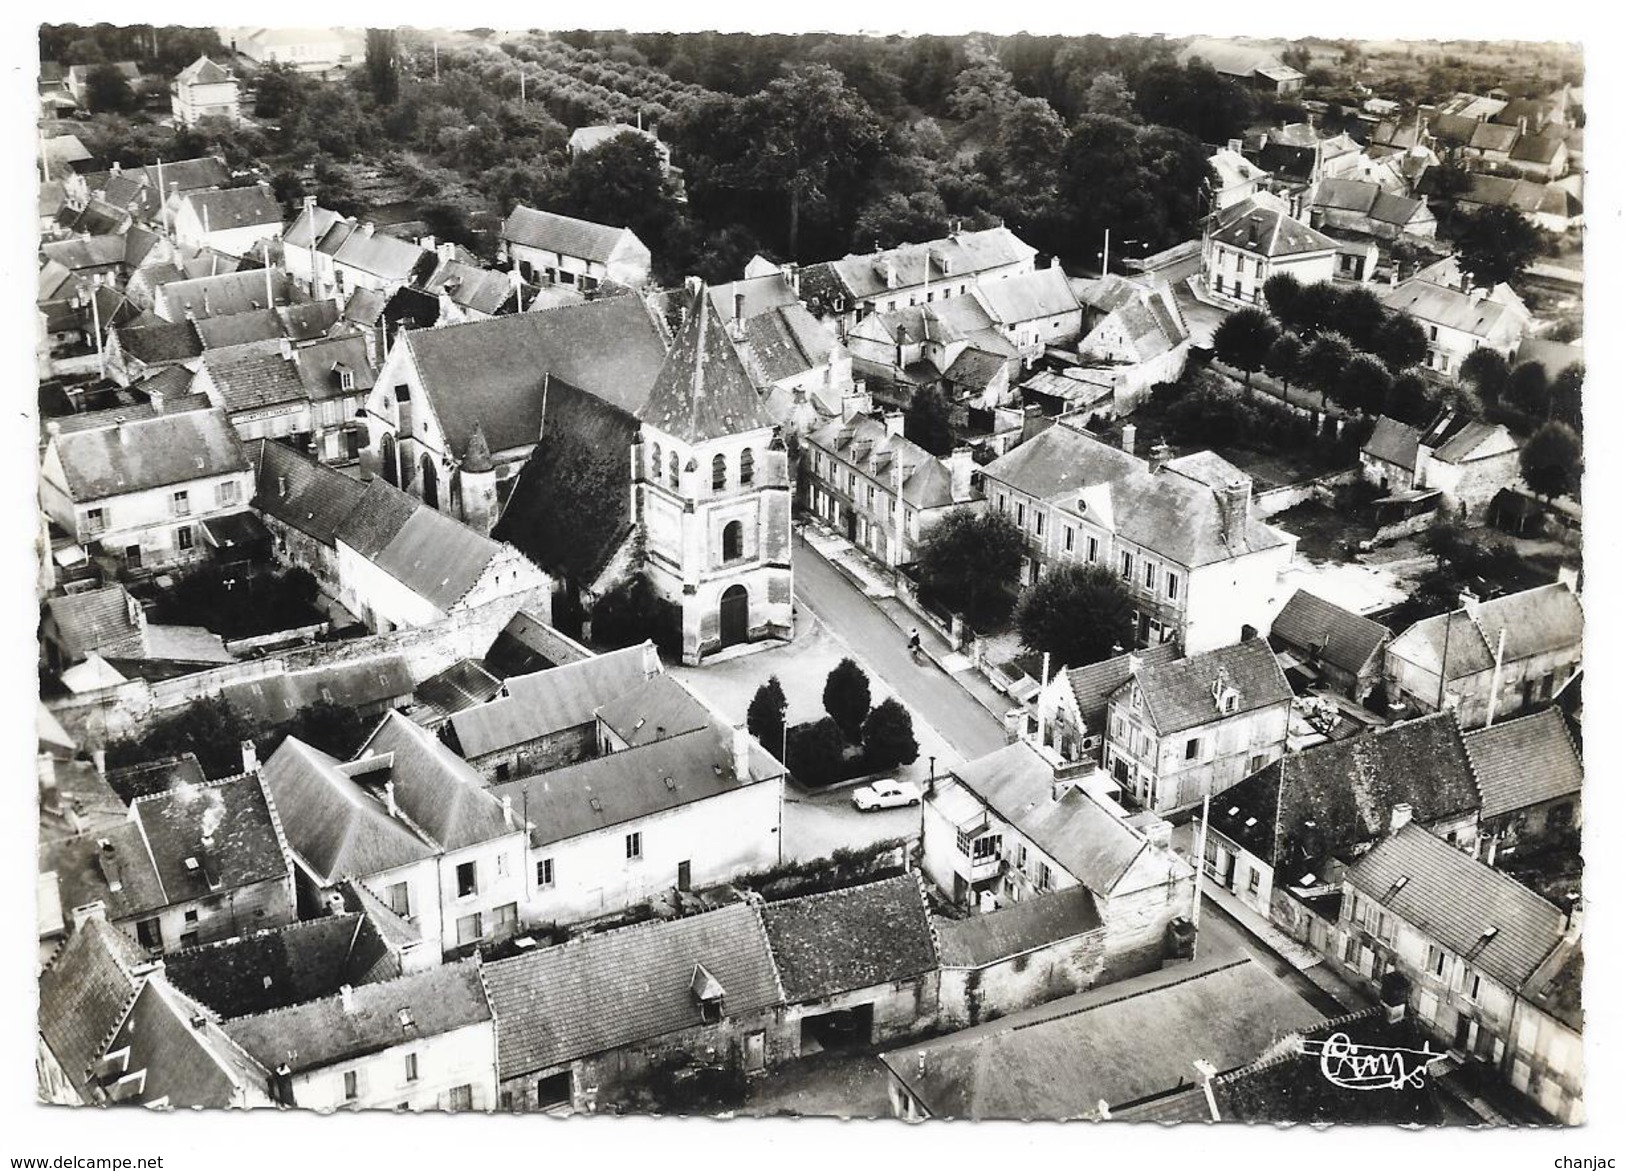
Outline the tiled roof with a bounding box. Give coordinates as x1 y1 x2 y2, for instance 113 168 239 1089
46 584 145 661
492 721 780 846
112 318 204 365
1362 415 1421 469
761 875 938 1001
41 235 126 272
1125 637 1292 736
1266 713 1481 877
101 979 270 1107
176 56 234 85
1462 708 1583 820
1208 197 1338 258
318 221 435 283
413 659 505 722
984 423 1290 569
736 304 838 386
157 269 303 321
483 903 782 1078
824 227 1038 302
202 347 308 412
50 407 248 501
1510 132 1566 165
1522 936 1581 1032
38 916 145 1096
193 309 284 350
1391 584 1583 682
1430 420 1513 465
593 669 712 749
943 346 1010 391
1311 178 1427 227
219 655 414 729
223 960 491 1075
974 266 1080 325
501 205 641 265
184 185 281 231
1270 588 1390 676
1063 643 1183 727
422 258 513 316
934 887 1103 968
1348 824 1566 992
639 288 775 443
954 740 1186 896
251 437 368 544
398 293 667 459
164 913 400 1019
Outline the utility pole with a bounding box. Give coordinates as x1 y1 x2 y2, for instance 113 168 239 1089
1101 227 1110 277
89 278 105 380
263 240 275 313
1191 790 1211 931
433 42 440 84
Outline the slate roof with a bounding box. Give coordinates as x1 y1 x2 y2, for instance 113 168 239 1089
1509 130 1566 165
1208 196 1339 258
223 960 491 1075
46 584 145 661
1090 285 1190 364
1522 936 1582 1032
975 266 1081 324
1310 178 1428 227
880 956 1323 1119
1462 708 1583 820
760 875 937 1001
1207 768 1281 861
176 56 234 85
807 413 962 510
502 205 642 265
220 656 414 729
318 221 435 283
594 671 714 749
491 722 781 847
413 659 505 722
193 310 283 350
1382 278 1527 345
37 915 146 1095
1349 824 1565 992
164 913 401 1019
483 902 782 1078
953 740 1189 896
1260 713 1481 877
1430 420 1513 465
985 423 1290 569
934 887 1103 968
1271 589 1391 676
292 335 376 400
1179 38 1298 80
251 437 367 544
50 407 247 501
821 228 1037 303
184 186 282 232
1363 415 1421 469
1390 584 1583 682
100 978 270 1107
709 274 802 323
42 235 126 273
362 712 518 853
944 347 1011 392
640 287 775 443
735 304 838 386
1063 642 1183 728
398 293 667 459
157 269 302 321
445 642 656 759
422 258 513 316
1124 638 1292 736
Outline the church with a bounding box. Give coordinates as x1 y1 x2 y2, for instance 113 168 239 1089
359 279 792 664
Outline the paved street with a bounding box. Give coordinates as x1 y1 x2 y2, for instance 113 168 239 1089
781 782 920 864
792 533 1012 762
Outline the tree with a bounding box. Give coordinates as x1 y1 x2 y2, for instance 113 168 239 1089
254 62 307 121
1551 362 1583 432
905 384 955 457
558 132 682 264
1520 422 1582 500
1336 353 1392 415
1303 333 1354 406
365 29 400 106
1212 307 1278 385
1080 71 1136 118
1326 287 1388 352
823 657 872 743
1265 332 1305 390
1506 361 1551 419
785 717 849 788
105 696 256 782
747 676 788 758
1133 60 1256 143
1385 370 1432 425
1453 205 1543 288
273 700 368 761
1373 313 1429 372
861 698 919 771
1296 282 1342 336
850 189 951 252
914 508 1025 628
84 63 136 114
1014 563 1136 670
1459 348 1511 406
1263 272 1305 332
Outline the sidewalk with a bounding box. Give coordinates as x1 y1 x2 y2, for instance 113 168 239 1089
796 524 1017 723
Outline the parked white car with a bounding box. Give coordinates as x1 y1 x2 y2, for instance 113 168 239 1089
851 779 923 811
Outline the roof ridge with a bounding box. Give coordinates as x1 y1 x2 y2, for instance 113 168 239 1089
228 955 482 1025
166 911 362 960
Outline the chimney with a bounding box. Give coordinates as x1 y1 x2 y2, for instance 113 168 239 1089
1216 477 1250 538
70 900 108 930
734 289 745 323
501 794 515 830
240 739 259 777
784 263 800 296
1459 589 1480 617
948 446 974 502
883 411 904 438
277 474 289 498
1390 803 1414 834
1194 1059 1222 1122
1227 138 1243 154
1556 565 1579 593
279 336 293 361
272 1063 296 1107
339 984 356 1013
884 258 898 289
1120 423 1137 455
92 748 106 776
1564 898 1583 938
1149 441 1174 475
384 780 398 817
38 755 61 816
732 725 752 780
361 222 375 237
840 388 873 423
115 417 130 445
643 640 661 678
111 160 121 175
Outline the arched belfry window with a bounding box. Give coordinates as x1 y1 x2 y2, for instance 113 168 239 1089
669 452 680 488
723 520 744 562
712 453 727 491
650 442 662 480
740 448 755 486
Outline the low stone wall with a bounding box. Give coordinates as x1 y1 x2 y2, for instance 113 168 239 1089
1254 468 1357 517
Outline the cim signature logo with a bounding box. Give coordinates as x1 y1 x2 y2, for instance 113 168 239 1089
1302 1032 1442 1091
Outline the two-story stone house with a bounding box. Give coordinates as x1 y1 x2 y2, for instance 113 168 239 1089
500 204 652 291
1462 707 1583 866
1201 193 1339 308
802 405 979 567
261 714 531 956
1103 637 1293 814
39 408 255 578
1381 258 1530 378
923 739 1194 980
980 423 1297 654
1330 823 1582 1123
1034 642 1183 766
172 186 284 259
170 57 242 127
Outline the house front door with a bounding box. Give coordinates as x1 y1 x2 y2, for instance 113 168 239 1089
677 860 691 892
744 1031 766 1073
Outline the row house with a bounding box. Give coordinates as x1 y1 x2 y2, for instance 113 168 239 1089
1329 823 1582 1123
64 156 232 232
284 202 439 303
1201 193 1339 308
261 712 532 956
1380 257 1530 377
922 739 1194 981
1462 708 1583 866
1307 177 1437 242
798 225 1038 331
1205 712 1482 926
173 185 284 259
155 268 309 324
980 422 1297 654
38 769 297 956
802 404 979 567
193 335 376 463
500 204 652 291
39 408 256 578
1384 582 1583 730
1102 637 1293 814
1359 411 1523 524
1034 642 1183 766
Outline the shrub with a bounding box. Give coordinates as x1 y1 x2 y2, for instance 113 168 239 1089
591 575 682 658
823 657 872 742
746 676 788 757
785 717 849 788
861 698 919 771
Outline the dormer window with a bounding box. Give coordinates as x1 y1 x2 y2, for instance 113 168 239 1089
691 963 725 1024
336 364 355 392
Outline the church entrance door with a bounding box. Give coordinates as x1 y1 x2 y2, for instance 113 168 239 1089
719 585 749 648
